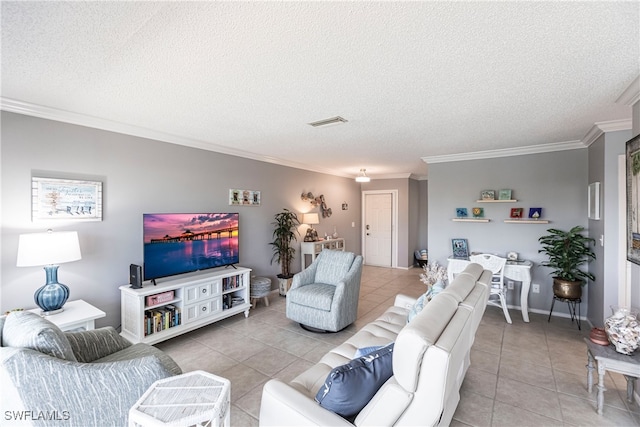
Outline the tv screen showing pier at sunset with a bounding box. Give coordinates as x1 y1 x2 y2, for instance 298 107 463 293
143 213 239 281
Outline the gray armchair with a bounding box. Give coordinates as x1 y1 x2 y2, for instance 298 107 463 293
0 311 181 426
286 250 363 332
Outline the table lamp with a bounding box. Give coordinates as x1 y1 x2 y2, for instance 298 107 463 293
302 213 320 242
17 229 82 315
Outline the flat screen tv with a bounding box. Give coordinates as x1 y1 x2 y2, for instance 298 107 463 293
143 213 239 282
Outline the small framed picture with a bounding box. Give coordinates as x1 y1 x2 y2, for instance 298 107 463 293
510 208 523 219
472 207 484 218
455 207 468 218
452 238 469 258
498 189 512 200
481 190 495 200
529 207 542 219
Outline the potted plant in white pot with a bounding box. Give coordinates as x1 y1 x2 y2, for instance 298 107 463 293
270 208 300 296
538 225 596 299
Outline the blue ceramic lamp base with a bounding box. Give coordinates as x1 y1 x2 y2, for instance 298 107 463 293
34 265 70 315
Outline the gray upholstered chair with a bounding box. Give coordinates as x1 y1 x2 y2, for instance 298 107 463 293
0 311 181 426
286 250 363 332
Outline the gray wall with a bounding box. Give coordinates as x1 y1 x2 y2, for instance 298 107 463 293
427 150 589 316
1 112 363 327
588 130 630 326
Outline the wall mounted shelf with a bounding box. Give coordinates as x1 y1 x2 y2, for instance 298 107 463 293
452 218 490 223
476 199 517 203
503 219 550 224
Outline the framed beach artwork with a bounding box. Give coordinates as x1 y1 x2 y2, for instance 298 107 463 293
452 238 469 258
455 207 468 218
498 189 512 200
626 134 640 265
510 208 523 219
229 189 261 206
32 177 102 221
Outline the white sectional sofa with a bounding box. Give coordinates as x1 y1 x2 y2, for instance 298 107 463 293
259 262 491 426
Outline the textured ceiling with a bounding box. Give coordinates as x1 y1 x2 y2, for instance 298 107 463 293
1 1 639 179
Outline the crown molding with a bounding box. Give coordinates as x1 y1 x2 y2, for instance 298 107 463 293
582 119 633 147
616 74 640 106
422 140 584 164
0 97 353 178
423 118 632 164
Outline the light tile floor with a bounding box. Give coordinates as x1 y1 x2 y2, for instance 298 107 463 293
155 265 640 426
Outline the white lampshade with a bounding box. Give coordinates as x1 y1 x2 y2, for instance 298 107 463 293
302 213 320 225
17 230 81 267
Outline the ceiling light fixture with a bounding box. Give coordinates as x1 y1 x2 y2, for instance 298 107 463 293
308 116 348 127
355 169 370 183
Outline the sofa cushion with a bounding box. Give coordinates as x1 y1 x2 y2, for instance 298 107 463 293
315 342 394 419
2 311 77 361
288 283 335 311
315 250 355 285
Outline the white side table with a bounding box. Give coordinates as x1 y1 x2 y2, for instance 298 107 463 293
129 370 230 427
28 299 105 331
300 238 345 270
584 338 640 415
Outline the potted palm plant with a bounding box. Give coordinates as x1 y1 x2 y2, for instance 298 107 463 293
538 225 596 299
270 208 300 296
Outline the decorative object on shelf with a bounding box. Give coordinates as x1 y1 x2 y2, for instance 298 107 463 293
588 182 600 220
32 177 102 222
510 208 523 219
604 306 640 355
355 168 370 183
302 213 320 242
332 226 338 239
472 207 484 218
455 208 468 218
589 327 609 346
270 209 300 296
529 207 542 219
538 226 596 299
229 189 261 206
480 190 495 200
451 238 469 258
16 229 82 315
507 251 518 261
625 134 640 265
498 189 512 200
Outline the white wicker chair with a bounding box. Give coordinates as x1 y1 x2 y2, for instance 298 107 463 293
469 253 511 324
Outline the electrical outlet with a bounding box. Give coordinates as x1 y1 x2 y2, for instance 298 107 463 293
507 280 514 290
532 284 540 293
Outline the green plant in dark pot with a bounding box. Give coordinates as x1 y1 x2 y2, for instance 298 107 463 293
270 209 300 295
538 226 596 299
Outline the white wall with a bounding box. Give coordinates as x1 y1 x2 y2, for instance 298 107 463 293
1 112 363 326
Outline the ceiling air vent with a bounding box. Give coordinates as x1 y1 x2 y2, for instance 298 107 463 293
308 116 348 127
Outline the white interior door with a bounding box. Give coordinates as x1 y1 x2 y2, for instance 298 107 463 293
364 192 393 267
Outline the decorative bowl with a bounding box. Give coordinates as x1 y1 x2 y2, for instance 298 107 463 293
589 327 609 346
604 306 640 355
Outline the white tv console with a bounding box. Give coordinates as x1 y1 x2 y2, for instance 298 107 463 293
119 266 251 345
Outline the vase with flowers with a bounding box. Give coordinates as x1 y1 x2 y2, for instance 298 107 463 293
408 261 448 323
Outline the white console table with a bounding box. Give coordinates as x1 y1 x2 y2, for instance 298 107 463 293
300 238 345 270
28 299 106 331
447 257 533 322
